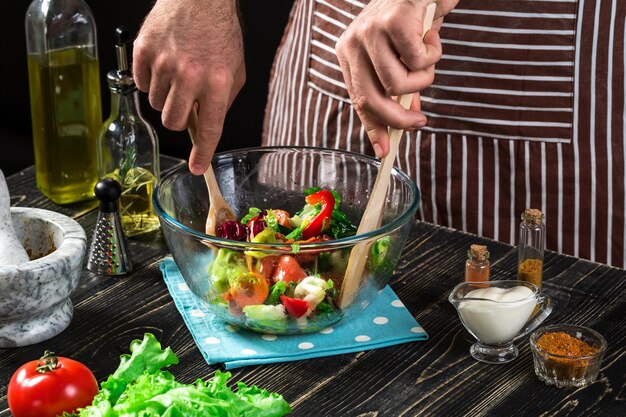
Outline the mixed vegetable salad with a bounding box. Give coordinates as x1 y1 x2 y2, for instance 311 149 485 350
208 187 391 331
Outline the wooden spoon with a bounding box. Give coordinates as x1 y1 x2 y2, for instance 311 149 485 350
187 110 236 236
338 3 437 309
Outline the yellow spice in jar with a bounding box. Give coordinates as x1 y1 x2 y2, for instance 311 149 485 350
518 258 542 287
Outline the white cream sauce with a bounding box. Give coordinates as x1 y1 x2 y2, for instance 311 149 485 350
457 286 537 344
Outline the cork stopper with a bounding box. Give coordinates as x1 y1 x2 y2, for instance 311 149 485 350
468 244 489 261
522 208 544 225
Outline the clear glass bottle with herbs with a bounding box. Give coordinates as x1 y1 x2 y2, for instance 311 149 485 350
518 208 545 287
97 27 160 237
465 244 490 282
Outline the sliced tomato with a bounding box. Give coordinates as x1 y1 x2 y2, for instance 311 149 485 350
259 256 278 281
272 209 292 228
225 272 269 308
280 295 310 318
271 255 307 284
293 235 332 265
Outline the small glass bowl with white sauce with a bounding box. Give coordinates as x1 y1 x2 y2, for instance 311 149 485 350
449 280 552 364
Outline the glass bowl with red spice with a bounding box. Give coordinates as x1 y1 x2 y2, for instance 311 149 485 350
529 324 607 388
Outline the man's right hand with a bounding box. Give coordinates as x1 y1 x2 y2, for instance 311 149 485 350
133 0 245 175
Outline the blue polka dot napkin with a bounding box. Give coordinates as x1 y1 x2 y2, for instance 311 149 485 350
160 257 428 369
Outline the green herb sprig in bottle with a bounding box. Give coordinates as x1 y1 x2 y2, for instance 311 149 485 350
97 27 160 237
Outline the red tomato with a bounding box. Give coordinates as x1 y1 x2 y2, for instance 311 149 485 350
280 295 310 318
259 256 278 281
272 255 307 283
293 235 332 265
8 351 98 417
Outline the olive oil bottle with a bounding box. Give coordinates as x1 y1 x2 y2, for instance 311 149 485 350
25 0 102 204
97 27 160 237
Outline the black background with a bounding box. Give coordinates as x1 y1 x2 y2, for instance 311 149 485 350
0 0 294 176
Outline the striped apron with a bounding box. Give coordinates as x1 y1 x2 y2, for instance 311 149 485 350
262 0 626 268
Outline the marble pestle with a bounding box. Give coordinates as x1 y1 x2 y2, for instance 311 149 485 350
0 170 29 266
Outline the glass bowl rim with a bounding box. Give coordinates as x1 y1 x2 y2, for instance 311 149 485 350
529 323 608 360
449 280 540 304
153 145 420 250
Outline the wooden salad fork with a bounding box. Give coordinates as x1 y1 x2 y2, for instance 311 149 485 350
338 3 437 308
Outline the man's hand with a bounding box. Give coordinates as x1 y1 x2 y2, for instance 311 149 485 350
133 0 245 175
335 0 459 158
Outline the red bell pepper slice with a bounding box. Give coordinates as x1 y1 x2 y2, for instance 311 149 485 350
280 295 310 318
302 190 335 240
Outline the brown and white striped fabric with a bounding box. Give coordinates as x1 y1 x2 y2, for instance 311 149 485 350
262 0 626 267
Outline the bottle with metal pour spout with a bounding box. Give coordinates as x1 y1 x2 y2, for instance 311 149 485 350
97 27 160 237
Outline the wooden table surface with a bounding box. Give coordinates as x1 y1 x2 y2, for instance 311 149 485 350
1 156 624 416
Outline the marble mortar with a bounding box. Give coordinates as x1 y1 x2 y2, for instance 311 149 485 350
0 207 87 348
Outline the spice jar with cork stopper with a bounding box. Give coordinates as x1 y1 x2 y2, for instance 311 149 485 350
518 208 545 287
465 244 490 282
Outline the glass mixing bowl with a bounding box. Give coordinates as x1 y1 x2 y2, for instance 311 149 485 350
154 147 420 334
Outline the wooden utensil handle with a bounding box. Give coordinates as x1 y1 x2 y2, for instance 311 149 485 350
338 2 437 309
353 94 414 236
186 108 236 236
338 95 414 309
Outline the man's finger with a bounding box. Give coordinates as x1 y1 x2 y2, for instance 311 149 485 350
349 51 426 130
188 97 228 175
162 82 195 131
148 71 171 111
364 33 435 96
335 36 354 92
354 107 391 158
347 52 427 157
387 8 441 72
410 93 423 113
132 38 152 92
